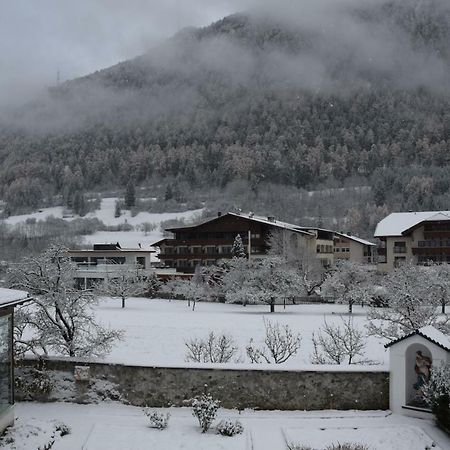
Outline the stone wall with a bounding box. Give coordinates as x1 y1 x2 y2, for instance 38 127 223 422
16 358 389 411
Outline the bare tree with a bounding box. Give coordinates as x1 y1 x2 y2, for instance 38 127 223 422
311 316 375 365
185 332 240 363
268 230 324 296
99 265 147 308
321 260 373 314
368 263 450 341
8 244 122 358
246 318 301 364
222 256 305 312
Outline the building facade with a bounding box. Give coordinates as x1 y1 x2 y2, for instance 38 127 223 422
0 288 31 434
68 243 155 288
153 212 374 274
374 211 450 272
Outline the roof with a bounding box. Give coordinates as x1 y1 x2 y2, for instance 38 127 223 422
384 325 450 351
334 232 376 246
0 288 31 308
374 211 450 237
165 212 316 237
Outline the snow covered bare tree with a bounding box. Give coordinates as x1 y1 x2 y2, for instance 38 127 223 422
231 234 246 258
426 262 450 314
268 230 324 296
321 260 373 314
185 332 240 363
311 316 374 365
98 265 147 308
367 263 450 341
8 244 122 358
246 318 301 364
222 256 305 312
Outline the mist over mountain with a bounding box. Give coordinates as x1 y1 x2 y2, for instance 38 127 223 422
1 0 449 234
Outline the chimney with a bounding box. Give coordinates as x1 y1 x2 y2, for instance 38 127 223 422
267 216 276 223
218 211 222 217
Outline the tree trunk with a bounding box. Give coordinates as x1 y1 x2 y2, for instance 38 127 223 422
349 302 353 314
283 297 286 309
442 301 446 315
270 303 275 313
122 297 125 308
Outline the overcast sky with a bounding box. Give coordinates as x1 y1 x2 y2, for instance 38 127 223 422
0 0 253 106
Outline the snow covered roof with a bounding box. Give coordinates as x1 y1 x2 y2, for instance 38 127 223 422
334 232 375 247
374 211 450 237
384 325 450 351
227 212 315 236
0 288 31 308
165 212 315 236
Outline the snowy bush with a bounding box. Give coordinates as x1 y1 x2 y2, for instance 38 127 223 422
55 422 71 437
247 318 301 364
424 363 450 433
185 332 240 363
15 367 53 399
324 444 369 450
216 419 244 436
310 317 375 365
190 393 220 433
144 409 170 429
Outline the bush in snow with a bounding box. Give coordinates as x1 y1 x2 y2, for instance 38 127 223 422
424 363 450 434
216 419 244 436
55 422 71 437
144 409 170 429
190 393 220 433
246 318 301 364
185 332 240 363
310 317 375 365
324 444 369 450
15 367 53 400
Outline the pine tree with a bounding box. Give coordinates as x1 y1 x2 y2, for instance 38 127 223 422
125 180 135 208
231 234 246 258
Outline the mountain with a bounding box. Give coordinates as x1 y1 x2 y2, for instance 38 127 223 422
0 0 449 234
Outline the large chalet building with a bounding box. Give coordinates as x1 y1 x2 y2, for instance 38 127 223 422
374 210 450 272
153 212 375 274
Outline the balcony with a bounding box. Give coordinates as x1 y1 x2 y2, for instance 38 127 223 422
417 240 450 248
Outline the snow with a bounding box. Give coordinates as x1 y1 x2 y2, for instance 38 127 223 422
91 299 389 367
0 288 29 307
374 211 450 237
3 197 203 229
9 402 450 450
3 207 65 225
335 232 375 247
418 325 450 351
83 198 203 228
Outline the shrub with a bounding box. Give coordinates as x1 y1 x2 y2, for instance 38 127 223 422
216 419 244 437
191 393 220 433
144 409 170 429
424 363 450 434
325 444 369 450
55 422 71 437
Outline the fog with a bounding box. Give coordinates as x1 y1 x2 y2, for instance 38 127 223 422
0 0 252 107
1 0 449 130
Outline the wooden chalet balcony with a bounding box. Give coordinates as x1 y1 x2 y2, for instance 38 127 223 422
413 241 450 255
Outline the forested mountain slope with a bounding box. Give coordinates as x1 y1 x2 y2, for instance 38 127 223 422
0 0 449 234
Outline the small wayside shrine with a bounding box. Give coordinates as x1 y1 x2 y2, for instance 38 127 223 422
385 325 450 418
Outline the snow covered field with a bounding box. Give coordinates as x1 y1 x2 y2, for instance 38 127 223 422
6 403 449 450
94 298 389 367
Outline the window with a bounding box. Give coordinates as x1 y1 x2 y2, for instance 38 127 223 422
393 242 407 254
0 314 12 413
136 257 146 269
251 233 260 239
394 256 406 267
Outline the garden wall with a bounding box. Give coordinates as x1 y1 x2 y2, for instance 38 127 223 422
16 358 389 411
